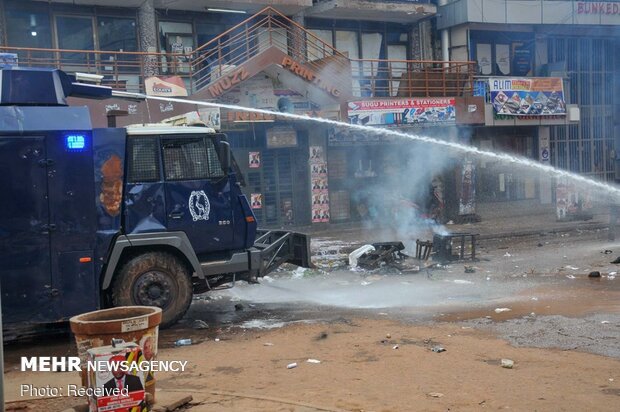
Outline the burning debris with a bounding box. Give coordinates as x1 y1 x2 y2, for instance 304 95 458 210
349 242 420 273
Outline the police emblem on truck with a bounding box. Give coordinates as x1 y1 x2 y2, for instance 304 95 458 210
189 190 210 221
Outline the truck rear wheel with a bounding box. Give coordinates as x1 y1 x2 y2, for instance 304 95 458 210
111 252 192 328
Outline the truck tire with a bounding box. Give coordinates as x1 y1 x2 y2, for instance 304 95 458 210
111 252 192 328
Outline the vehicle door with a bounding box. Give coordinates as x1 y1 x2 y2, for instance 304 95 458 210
0 136 53 323
162 134 233 254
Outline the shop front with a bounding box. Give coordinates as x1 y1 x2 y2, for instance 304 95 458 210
214 72 340 227
326 97 467 225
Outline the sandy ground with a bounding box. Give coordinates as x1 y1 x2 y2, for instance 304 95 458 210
5 319 620 411
4 227 620 411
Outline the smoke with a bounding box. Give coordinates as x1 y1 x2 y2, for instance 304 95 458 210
345 126 457 244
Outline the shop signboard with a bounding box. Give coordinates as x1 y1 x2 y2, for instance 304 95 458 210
488 77 566 116
145 75 188 97
266 126 298 148
347 98 456 127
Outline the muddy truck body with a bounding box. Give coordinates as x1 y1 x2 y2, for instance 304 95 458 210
0 68 311 333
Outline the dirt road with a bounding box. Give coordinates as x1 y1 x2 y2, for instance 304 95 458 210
4 228 620 411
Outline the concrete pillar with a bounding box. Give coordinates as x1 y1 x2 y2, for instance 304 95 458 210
0 0 6 46
138 0 158 77
438 0 450 66
291 11 306 62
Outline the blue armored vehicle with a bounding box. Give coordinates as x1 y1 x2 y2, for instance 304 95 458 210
0 68 311 331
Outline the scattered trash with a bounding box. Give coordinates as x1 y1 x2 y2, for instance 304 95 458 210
286 363 298 369
566 275 576 279
566 266 579 270
588 271 601 278
263 342 274 346
464 265 476 273
428 392 444 398
503 252 512 257
610 271 617 275
501 359 514 369
609 275 616 280
601 321 610 324
234 303 244 311
214 338 220 342
610 378 615 382
446 220 454 225
192 320 209 329
530 297 538 301
175 339 192 347
431 346 446 353
315 331 328 340
453 279 474 284
357 242 415 271
494 308 511 313
386 333 391 339
604 250 613 254
392 345 399 350
486 276 491 281
378 312 388 316
349 244 376 267
307 359 321 364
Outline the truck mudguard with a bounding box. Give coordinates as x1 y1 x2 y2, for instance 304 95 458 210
101 231 203 290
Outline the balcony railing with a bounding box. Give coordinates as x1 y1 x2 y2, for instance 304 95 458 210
0 46 191 93
1 6 475 99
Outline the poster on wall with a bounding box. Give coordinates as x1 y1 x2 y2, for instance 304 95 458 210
249 152 261 168
458 160 476 216
348 98 456 127
251 193 263 209
488 78 566 116
309 145 330 223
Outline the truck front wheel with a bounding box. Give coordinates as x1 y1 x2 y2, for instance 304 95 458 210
111 252 193 328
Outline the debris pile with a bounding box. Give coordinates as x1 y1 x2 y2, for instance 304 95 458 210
349 242 420 273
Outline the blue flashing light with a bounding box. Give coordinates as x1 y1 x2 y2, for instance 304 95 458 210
65 134 86 151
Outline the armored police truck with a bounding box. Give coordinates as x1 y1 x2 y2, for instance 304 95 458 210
0 68 311 332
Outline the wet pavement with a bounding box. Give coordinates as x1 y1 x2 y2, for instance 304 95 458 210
170 228 620 357
4 226 620 368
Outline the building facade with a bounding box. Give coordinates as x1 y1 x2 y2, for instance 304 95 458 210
438 0 619 218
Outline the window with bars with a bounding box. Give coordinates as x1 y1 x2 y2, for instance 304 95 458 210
127 137 160 183
548 36 619 181
161 136 224 181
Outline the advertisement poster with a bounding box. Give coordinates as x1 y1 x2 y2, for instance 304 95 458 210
459 160 476 216
347 98 456 126
488 77 566 116
249 152 261 168
310 146 330 223
87 344 146 412
144 75 188 97
251 193 263 209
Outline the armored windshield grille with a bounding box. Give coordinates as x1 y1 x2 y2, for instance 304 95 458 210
162 137 223 180
205 138 225 178
128 137 160 182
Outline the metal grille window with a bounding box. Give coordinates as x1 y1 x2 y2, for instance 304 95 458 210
127 137 160 182
548 37 619 181
162 137 223 181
